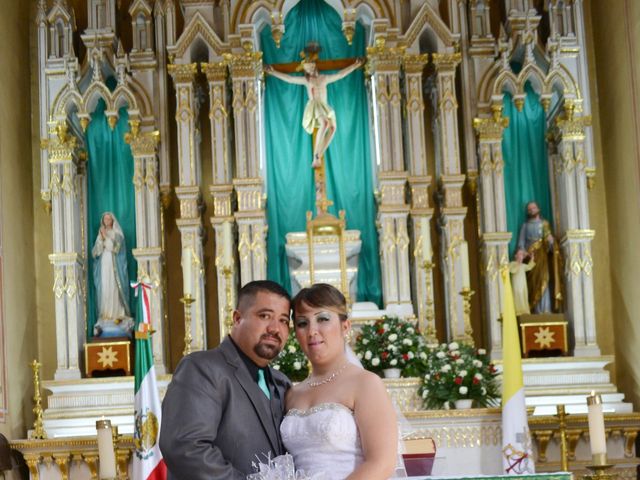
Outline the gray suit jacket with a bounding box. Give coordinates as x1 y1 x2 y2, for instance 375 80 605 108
159 337 291 479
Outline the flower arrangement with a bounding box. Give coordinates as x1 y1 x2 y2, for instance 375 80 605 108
417 342 500 409
353 316 424 376
271 330 309 382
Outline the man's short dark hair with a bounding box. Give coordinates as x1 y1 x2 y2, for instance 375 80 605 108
236 280 291 311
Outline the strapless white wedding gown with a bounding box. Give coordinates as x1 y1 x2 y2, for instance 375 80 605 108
280 402 364 479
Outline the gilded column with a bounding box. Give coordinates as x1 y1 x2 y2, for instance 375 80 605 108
368 39 413 316
550 103 598 356
473 106 511 356
433 52 470 341
126 123 167 374
404 53 436 337
203 61 236 337
226 48 267 286
168 62 207 352
47 122 84 380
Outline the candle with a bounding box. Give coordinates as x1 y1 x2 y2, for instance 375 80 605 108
96 419 117 479
420 217 432 261
587 392 607 459
460 242 470 289
222 221 233 267
182 247 192 296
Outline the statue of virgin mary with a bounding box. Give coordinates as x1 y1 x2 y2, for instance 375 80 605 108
92 212 134 337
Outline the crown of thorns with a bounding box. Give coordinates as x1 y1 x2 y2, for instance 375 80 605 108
296 42 321 71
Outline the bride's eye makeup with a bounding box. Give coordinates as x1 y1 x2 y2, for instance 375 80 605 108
315 312 332 322
294 317 308 329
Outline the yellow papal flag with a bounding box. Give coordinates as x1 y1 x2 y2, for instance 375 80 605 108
501 268 535 474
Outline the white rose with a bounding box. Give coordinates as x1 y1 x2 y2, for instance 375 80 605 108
407 351 415 359
362 338 369 345
365 350 372 360
402 339 413 346
478 348 487 355
388 333 398 342
371 357 380 366
456 358 464 365
383 323 389 330
474 373 483 380
273 364 281 370
357 352 363 359
459 386 468 395
481 387 487 395
407 327 415 334
436 351 446 359
441 364 451 372
424 374 431 381
448 342 459 351
422 389 429 399
419 351 427 360
459 370 468 377
473 359 483 368
444 401 451 410
293 361 302 370
390 359 398 366
288 345 296 353
451 350 460 357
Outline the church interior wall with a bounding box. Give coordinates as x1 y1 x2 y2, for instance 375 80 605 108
589 0 640 409
0 0 38 439
580 0 614 366
0 0 638 440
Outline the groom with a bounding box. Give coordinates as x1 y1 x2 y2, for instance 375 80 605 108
160 280 292 479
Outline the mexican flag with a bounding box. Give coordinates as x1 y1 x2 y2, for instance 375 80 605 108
500 269 534 474
133 282 167 480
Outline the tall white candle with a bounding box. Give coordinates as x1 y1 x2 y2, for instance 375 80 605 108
222 221 233 267
96 419 117 479
182 247 192 296
460 242 470 289
587 392 607 457
420 217 432 261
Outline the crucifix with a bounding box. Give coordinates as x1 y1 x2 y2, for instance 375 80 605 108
264 42 363 217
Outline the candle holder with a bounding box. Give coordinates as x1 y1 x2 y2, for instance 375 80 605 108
583 455 616 480
459 287 475 344
555 404 569 471
418 258 437 343
30 359 47 439
180 294 195 356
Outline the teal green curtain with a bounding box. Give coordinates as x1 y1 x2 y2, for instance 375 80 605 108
86 99 137 339
502 83 553 257
261 0 382 305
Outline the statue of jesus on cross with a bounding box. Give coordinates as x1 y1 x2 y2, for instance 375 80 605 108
264 43 364 168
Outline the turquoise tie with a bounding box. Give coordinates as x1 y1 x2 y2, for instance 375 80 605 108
257 369 271 399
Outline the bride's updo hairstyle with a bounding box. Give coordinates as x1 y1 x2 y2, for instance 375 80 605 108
292 283 348 322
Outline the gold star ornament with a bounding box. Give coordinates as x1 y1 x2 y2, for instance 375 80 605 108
97 346 119 368
533 327 556 349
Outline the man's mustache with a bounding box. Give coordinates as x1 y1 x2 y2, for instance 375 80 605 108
260 333 282 344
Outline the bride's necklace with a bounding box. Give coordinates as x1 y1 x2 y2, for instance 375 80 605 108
305 362 349 388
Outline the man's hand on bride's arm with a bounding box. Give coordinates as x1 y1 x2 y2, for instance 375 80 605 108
347 371 399 480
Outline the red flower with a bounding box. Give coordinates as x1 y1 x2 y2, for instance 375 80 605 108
434 373 440 380
473 377 480 385
382 351 389 360
377 328 385 334
454 377 463 385
402 354 409 361
489 364 496 373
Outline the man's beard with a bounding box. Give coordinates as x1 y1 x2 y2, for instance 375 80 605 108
254 334 283 360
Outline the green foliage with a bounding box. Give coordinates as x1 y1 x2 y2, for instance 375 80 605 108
271 330 309 382
353 316 424 376
417 342 500 409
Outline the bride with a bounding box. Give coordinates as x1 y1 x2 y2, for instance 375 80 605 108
280 283 398 479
